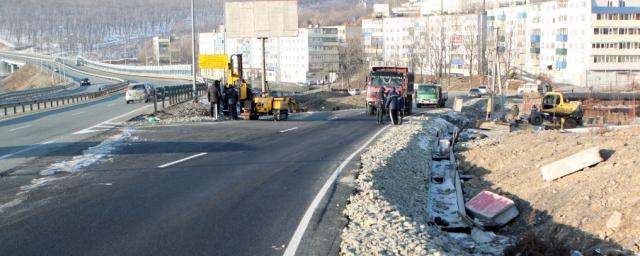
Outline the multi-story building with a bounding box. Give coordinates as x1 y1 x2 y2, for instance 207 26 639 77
198 25 341 85
487 0 640 87
589 0 640 87
307 26 340 84
363 13 481 78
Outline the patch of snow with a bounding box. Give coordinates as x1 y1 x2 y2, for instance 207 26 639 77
40 128 133 176
0 197 25 213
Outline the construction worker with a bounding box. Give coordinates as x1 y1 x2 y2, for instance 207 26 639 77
208 80 220 120
386 87 400 125
376 87 386 124
398 96 405 125
227 86 239 120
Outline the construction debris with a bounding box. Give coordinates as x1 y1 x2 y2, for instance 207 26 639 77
340 117 468 255
465 191 519 227
539 147 604 181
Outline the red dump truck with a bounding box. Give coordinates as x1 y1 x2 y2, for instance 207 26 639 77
365 67 414 115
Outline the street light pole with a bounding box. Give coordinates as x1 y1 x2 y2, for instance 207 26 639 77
191 0 198 102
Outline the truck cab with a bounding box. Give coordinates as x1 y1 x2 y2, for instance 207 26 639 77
365 67 413 115
415 83 447 108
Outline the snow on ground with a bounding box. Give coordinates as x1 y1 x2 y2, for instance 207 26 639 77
0 128 135 213
40 128 134 176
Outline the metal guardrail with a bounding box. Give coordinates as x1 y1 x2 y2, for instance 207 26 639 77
0 82 128 118
79 56 193 80
157 83 207 110
0 84 71 102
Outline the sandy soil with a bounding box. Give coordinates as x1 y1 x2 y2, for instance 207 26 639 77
457 127 640 254
0 64 64 92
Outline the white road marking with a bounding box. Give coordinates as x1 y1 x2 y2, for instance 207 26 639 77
158 153 208 169
0 139 59 160
73 105 152 135
8 125 32 132
71 111 86 116
279 127 299 133
282 125 390 256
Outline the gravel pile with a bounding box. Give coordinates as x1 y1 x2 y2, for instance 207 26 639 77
340 117 467 255
129 100 216 125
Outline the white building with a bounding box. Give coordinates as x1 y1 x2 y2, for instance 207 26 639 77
362 14 481 78
198 25 341 85
487 0 640 86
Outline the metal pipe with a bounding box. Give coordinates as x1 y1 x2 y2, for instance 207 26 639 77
191 0 198 102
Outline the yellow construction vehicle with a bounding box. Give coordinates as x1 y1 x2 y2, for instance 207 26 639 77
225 54 298 121
529 91 584 128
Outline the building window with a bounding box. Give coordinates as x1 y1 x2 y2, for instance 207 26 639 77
620 0 626 7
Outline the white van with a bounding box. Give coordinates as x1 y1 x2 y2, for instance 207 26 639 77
517 83 539 95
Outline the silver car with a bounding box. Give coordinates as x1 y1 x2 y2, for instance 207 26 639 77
125 83 149 104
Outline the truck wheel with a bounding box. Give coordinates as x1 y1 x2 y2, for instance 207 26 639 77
367 105 375 116
530 113 544 126
564 118 579 129
416 104 421 109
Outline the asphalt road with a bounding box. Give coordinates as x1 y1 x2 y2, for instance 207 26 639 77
0 52 186 174
0 52 470 255
0 109 387 256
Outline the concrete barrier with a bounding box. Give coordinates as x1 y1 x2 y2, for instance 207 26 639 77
540 147 604 181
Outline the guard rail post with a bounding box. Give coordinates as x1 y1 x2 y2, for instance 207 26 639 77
153 90 158 115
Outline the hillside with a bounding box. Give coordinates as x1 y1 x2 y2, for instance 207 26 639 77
0 64 64 92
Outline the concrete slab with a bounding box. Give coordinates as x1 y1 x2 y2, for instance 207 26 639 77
453 97 464 112
466 191 516 220
540 147 604 181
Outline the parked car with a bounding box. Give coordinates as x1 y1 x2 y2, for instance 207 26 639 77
477 85 490 95
348 88 361 96
468 88 482 98
125 83 149 104
517 83 539 95
80 78 91 86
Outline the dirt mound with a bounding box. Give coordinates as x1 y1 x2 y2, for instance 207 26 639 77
0 64 64 92
458 127 640 254
293 90 365 112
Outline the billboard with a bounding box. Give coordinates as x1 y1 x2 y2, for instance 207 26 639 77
199 54 229 69
225 0 299 39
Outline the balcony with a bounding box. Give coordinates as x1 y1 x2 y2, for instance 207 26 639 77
530 47 540 54
517 12 527 20
556 48 567 55
530 35 541 43
556 34 568 42
555 61 567 69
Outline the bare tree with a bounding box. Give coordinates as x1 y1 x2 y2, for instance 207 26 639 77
339 36 365 88
463 22 478 86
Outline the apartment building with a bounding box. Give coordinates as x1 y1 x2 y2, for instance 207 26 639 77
487 0 640 86
362 14 480 77
198 25 342 85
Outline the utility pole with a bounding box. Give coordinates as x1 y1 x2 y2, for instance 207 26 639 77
480 0 487 85
191 0 198 102
495 27 505 119
448 41 453 91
